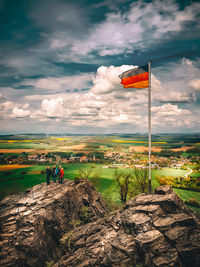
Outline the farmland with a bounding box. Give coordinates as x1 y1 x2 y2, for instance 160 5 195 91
0 163 182 201
0 133 200 211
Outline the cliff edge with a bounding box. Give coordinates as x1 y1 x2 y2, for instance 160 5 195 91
54 186 200 267
0 181 200 267
0 179 107 266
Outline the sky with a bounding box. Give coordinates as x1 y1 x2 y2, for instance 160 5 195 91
0 0 200 134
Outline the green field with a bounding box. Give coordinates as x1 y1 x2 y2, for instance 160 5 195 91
173 188 200 202
0 143 45 149
0 132 200 212
173 188 200 213
190 172 200 178
1 163 200 213
152 168 188 178
0 163 154 202
0 165 45 199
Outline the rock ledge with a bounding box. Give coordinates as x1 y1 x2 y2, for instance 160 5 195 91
0 183 200 267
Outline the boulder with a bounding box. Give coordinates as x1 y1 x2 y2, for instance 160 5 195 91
0 183 200 267
0 179 108 266
55 186 200 267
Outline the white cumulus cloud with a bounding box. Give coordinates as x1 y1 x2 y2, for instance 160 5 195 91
0 100 31 119
39 97 66 117
152 103 191 116
189 79 200 91
91 65 135 94
154 91 194 103
91 65 162 95
12 107 31 118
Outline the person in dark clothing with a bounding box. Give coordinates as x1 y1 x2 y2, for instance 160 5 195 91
45 166 51 185
57 165 61 183
52 165 57 183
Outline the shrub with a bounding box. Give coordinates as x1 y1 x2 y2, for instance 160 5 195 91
45 261 54 267
184 198 200 207
180 166 187 170
60 230 75 250
196 180 200 187
79 206 93 223
156 176 174 186
70 219 81 228
189 198 199 205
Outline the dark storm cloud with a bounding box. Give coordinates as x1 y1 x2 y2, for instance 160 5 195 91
0 0 200 81
29 0 91 36
0 0 200 133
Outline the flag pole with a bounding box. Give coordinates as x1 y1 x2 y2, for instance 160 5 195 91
148 60 152 194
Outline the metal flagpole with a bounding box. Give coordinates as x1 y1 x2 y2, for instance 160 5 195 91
148 60 152 194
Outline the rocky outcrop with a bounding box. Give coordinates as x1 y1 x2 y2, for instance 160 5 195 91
0 182 200 267
54 186 200 267
0 179 108 267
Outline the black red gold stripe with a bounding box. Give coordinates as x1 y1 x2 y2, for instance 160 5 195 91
119 65 149 88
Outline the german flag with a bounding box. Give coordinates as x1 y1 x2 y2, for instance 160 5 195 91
119 65 149 88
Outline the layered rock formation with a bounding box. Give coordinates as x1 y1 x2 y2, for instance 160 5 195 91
0 180 200 267
55 186 200 267
0 179 107 266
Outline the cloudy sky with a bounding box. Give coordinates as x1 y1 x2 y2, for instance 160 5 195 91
0 0 200 134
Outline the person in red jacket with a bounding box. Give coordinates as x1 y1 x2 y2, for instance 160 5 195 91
58 167 64 183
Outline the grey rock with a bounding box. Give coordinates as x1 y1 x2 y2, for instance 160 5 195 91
0 179 107 267
0 184 200 267
55 186 200 267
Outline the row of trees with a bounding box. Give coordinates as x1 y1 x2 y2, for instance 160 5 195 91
151 147 200 159
157 175 200 191
45 151 105 159
76 166 149 204
0 151 106 164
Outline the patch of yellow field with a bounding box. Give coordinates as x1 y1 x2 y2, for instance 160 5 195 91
0 164 32 171
50 137 69 141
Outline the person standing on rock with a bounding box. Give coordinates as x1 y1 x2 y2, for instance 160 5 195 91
58 166 64 183
58 165 61 183
45 166 51 185
52 165 57 183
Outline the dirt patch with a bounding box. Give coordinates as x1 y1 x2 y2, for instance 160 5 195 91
59 143 86 150
129 145 195 153
0 149 49 153
0 164 32 171
129 146 162 153
171 146 195 152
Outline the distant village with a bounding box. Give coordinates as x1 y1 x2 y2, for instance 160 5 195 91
0 149 198 170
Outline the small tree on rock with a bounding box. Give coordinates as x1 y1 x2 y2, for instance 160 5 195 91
114 170 132 203
130 168 149 196
77 166 101 186
114 168 149 204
